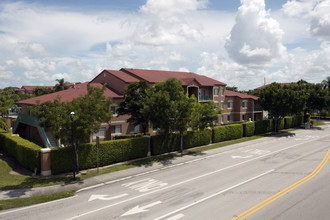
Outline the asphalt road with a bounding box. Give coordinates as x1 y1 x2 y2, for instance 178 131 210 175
1 123 330 220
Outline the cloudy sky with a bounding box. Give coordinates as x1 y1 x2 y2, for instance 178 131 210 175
0 0 329 90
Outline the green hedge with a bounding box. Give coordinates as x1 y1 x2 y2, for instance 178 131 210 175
255 119 273 134
150 133 180 156
0 130 41 172
114 133 147 140
284 117 293 129
151 129 212 156
292 115 302 127
243 122 255 137
212 124 243 143
51 137 149 174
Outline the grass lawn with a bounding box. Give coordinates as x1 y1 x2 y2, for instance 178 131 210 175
0 153 73 190
0 191 75 211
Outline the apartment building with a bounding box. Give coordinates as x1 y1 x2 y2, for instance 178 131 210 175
14 68 262 147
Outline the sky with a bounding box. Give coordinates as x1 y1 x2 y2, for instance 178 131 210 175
0 0 329 90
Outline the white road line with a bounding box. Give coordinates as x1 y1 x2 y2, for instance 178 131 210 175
0 195 78 216
166 213 185 220
67 133 329 219
153 170 274 220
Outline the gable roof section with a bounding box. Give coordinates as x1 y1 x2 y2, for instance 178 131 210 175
16 82 123 106
225 90 258 100
91 70 140 84
121 68 226 86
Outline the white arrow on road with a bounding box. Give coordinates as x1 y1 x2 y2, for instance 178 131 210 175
121 201 162 216
231 155 253 159
88 193 128 202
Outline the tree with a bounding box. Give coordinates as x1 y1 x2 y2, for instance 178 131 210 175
144 78 196 153
54 78 69 92
190 101 220 130
117 80 151 135
33 86 53 96
31 85 112 172
322 76 330 91
0 94 11 118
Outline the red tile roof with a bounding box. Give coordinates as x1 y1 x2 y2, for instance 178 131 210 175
254 83 293 90
103 70 140 83
225 90 258 100
16 82 123 106
121 68 226 86
21 85 54 91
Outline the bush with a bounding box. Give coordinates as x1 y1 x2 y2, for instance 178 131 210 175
255 119 273 134
284 117 293 129
51 137 149 174
293 115 303 127
243 122 255 137
114 133 148 140
150 133 180 156
0 131 41 172
183 129 212 149
212 124 243 143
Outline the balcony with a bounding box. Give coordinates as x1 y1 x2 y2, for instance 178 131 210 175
254 106 263 112
198 94 213 102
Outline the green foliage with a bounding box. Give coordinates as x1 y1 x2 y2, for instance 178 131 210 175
190 101 219 130
51 137 149 174
212 124 243 143
118 80 151 135
54 78 69 92
0 118 9 131
151 133 180 156
114 133 146 140
33 87 53 96
292 115 303 127
284 117 293 129
255 119 274 134
243 122 255 137
0 131 41 172
183 129 212 149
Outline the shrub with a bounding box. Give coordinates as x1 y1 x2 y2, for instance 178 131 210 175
0 131 41 172
255 119 273 134
284 117 293 129
150 133 180 156
212 124 243 143
277 118 285 130
293 115 303 127
243 122 255 137
51 137 149 174
114 133 148 140
183 129 212 149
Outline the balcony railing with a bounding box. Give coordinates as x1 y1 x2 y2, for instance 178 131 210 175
198 94 213 102
254 106 263 112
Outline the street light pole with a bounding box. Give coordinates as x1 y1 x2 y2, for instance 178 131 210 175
70 112 76 180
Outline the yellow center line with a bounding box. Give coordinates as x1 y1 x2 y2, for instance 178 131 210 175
232 149 330 220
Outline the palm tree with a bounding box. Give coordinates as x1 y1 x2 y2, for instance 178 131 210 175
322 76 330 91
54 78 69 92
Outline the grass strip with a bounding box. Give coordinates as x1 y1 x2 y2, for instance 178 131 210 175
0 191 75 211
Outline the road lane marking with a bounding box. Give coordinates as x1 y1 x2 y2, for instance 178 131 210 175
121 201 162 216
67 134 329 220
122 178 168 192
88 194 128 202
232 149 330 220
167 214 185 220
153 170 274 220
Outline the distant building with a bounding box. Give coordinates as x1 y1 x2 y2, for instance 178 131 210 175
14 68 263 148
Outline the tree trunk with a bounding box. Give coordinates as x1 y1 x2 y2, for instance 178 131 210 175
180 131 183 154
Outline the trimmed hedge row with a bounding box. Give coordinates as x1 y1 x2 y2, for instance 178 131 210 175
0 129 41 172
51 137 149 174
212 124 243 143
243 122 255 137
150 129 213 156
255 119 274 134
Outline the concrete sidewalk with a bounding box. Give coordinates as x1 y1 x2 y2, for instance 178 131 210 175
1 124 328 200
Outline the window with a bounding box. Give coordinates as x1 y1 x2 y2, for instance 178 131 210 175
242 100 248 108
213 87 219 96
228 115 233 122
220 101 224 109
221 115 224 124
111 105 119 115
220 87 224 96
227 101 233 109
111 125 122 134
242 114 247 121
215 102 219 107
130 124 140 133
93 127 106 138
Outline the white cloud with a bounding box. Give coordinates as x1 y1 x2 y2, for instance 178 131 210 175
225 0 287 67
132 0 207 45
282 0 330 41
